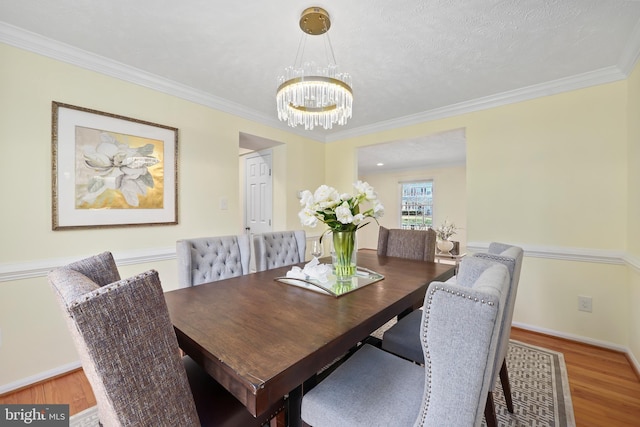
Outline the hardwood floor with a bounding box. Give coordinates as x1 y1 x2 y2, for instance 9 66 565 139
509 328 640 427
1 327 639 426
0 369 96 416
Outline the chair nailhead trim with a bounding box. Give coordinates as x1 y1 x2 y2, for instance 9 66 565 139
417 284 495 425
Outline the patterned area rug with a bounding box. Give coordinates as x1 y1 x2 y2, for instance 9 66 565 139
481 340 575 427
372 318 575 427
70 339 575 427
69 406 99 427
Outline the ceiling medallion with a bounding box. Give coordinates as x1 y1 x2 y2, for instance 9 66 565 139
276 7 353 130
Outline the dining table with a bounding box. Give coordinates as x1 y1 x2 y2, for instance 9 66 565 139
164 249 456 427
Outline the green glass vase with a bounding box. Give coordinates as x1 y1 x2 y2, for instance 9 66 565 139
332 230 357 282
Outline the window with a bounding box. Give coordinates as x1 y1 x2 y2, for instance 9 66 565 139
400 181 433 229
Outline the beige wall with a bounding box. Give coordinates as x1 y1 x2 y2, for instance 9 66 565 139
325 79 633 354
0 44 325 388
2 40 639 390
359 165 467 250
627 61 640 362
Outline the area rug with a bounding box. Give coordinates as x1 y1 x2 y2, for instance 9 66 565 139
481 340 575 427
69 340 575 427
69 406 99 427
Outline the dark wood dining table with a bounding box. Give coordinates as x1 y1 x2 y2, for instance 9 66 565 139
164 250 456 426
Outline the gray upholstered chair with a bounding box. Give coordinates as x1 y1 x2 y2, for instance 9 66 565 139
301 258 510 427
48 252 283 427
253 230 306 272
376 226 436 262
473 242 524 418
176 234 251 287
381 243 524 427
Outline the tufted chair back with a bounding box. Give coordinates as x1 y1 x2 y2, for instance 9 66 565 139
376 226 436 262
176 235 251 287
253 230 306 272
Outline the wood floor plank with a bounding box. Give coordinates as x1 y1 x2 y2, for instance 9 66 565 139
42 369 96 415
0 385 46 405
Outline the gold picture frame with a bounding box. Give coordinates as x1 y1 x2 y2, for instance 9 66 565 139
52 102 178 230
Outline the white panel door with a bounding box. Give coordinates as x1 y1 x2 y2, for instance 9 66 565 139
245 151 272 236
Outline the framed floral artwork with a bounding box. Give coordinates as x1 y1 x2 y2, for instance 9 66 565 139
52 102 178 230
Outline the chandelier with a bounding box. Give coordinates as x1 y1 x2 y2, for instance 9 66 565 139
276 7 353 131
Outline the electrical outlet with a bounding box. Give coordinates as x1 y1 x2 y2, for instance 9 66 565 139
578 295 592 313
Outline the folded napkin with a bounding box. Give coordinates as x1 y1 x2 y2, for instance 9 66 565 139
286 257 333 283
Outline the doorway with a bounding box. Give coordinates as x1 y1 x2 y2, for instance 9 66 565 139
244 150 272 236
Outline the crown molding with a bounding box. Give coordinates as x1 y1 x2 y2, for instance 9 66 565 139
618 17 640 75
0 22 329 142
1 22 637 145
326 66 628 142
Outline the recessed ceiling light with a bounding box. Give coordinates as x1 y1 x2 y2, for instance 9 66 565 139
377 162 384 166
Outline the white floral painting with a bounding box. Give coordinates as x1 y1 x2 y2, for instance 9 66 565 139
75 127 164 209
52 102 178 229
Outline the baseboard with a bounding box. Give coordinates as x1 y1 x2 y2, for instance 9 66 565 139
512 321 640 378
0 360 81 395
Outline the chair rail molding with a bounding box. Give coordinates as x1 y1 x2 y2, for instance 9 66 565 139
1 243 635 283
624 253 640 273
0 246 176 282
467 242 627 265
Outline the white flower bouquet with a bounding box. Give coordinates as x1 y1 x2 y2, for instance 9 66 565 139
298 181 384 233
435 220 458 241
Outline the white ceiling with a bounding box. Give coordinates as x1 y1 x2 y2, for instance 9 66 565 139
2 0 640 170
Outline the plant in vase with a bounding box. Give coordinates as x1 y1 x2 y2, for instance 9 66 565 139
435 220 458 254
298 181 384 285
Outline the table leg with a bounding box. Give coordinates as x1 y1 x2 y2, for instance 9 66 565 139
287 384 303 427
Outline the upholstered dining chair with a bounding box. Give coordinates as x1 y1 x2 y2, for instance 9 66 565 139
472 242 524 418
381 243 524 427
254 230 306 272
376 226 436 261
301 258 510 427
176 234 251 287
48 252 284 427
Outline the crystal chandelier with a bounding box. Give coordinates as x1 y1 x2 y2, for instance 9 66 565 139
276 7 353 131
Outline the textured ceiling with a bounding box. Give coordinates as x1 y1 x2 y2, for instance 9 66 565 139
2 0 640 169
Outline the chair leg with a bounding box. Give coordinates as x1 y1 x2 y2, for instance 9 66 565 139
484 392 498 427
499 358 514 413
